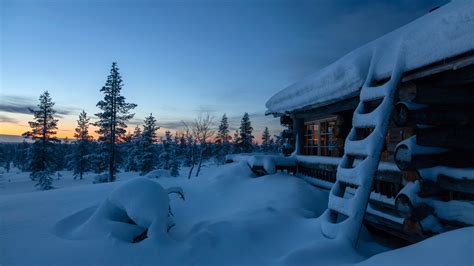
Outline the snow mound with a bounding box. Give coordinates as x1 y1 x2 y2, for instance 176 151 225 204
53 177 182 242
358 226 474 266
5 163 472 265
226 154 296 175
144 169 171 179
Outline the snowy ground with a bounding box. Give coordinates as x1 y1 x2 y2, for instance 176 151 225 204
0 163 472 265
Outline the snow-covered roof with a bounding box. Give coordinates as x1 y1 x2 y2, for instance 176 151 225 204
266 1 474 115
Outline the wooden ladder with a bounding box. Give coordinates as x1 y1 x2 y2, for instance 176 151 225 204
321 47 405 246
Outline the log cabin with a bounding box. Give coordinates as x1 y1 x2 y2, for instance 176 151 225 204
264 1 474 242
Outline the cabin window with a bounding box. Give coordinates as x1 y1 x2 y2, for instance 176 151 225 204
303 116 339 156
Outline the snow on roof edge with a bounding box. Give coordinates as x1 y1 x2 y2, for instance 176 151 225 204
266 1 474 115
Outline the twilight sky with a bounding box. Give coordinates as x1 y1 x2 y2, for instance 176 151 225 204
0 0 446 141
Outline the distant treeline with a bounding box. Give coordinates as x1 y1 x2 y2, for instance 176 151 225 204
0 62 283 190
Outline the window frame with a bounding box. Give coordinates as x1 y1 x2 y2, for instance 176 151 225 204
302 115 339 156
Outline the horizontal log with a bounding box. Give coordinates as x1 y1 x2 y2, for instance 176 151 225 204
398 81 474 105
402 218 425 239
364 212 425 243
375 170 403 184
437 174 474 195
394 144 474 170
431 64 474 87
418 180 444 198
416 127 474 150
392 102 474 127
395 194 413 218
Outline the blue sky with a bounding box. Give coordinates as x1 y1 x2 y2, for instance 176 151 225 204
0 0 446 140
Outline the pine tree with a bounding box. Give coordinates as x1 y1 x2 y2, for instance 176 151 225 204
274 133 284 153
22 91 59 190
160 131 173 170
261 127 271 153
54 137 71 171
137 114 159 175
70 111 93 179
238 112 254 153
124 125 142 172
183 129 195 168
169 137 181 177
90 141 108 174
94 62 137 182
232 129 241 154
215 114 231 164
14 140 30 171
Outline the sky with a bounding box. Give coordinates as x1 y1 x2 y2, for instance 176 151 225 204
0 0 446 141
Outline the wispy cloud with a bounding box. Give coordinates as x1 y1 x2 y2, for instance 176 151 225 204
158 120 192 130
0 94 81 116
0 114 19 124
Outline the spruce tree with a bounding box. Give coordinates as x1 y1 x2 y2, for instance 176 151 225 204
183 130 195 168
90 141 108 174
169 138 181 177
232 129 240 154
22 91 59 190
124 125 142 172
178 133 187 159
261 127 271 153
137 114 159 175
94 62 137 182
14 140 30 171
215 114 231 164
160 131 173 170
70 111 93 179
238 112 254 153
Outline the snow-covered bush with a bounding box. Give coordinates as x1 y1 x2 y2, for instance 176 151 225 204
33 171 54 190
144 169 171 179
92 173 109 184
67 177 184 243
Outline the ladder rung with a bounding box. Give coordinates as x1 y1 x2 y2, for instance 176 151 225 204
328 192 352 217
352 111 381 128
360 84 388 102
337 168 362 187
344 139 370 156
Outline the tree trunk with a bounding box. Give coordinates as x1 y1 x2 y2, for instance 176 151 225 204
187 145 195 179
195 148 204 177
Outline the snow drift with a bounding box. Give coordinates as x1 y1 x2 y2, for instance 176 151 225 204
1 162 472 265
54 177 184 242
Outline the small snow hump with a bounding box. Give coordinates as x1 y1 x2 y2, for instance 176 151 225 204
52 177 184 243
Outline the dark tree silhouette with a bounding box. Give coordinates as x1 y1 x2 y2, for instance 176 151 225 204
23 91 59 190
94 62 137 182
71 111 93 179
238 112 254 153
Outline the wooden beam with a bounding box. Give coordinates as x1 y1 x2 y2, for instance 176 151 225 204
394 144 474 170
398 81 474 105
416 127 474 150
437 174 474 195
392 102 474 127
401 51 474 83
293 96 359 119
